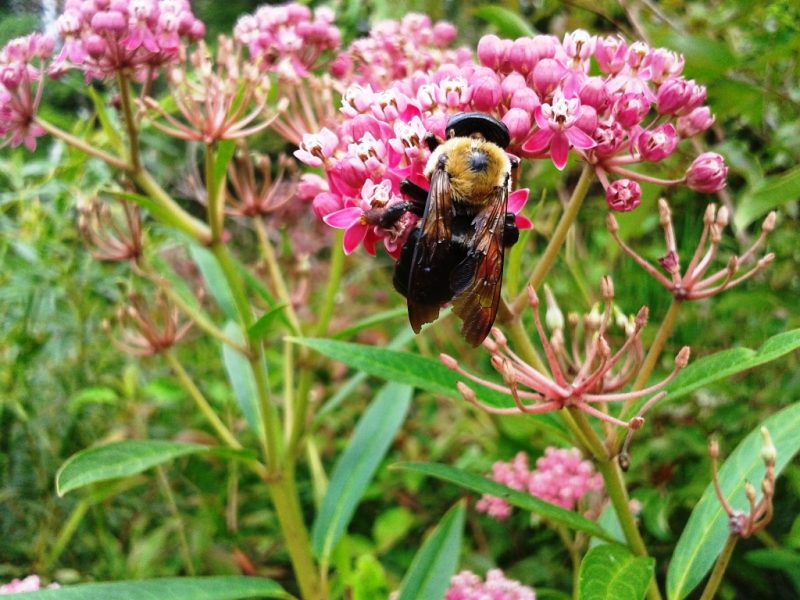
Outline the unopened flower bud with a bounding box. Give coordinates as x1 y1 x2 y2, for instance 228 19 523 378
709 438 720 459
629 416 645 430
543 285 564 331
762 211 777 233
716 206 729 228
727 255 739 276
586 304 602 329
597 335 611 358
744 481 757 504
440 353 458 371
759 253 776 268
686 152 728 194
606 179 641 212
761 477 774 497
760 426 776 467
677 106 714 138
491 327 508 347
635 306 649 329
457 382 477 403
676 346 691 369
482 337 499 354
527 285 539 308
601 276 614 301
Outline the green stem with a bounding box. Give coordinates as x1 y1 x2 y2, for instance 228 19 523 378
117 72 140 172
596 457 663 600
155 466 195 575
504 308 548 374
165 350 243 451
553 524 581 600
204 144 224 244
313 231 345 338
34 117 131 172
512 163 594 314
699 534 738 600
254 218 302 334
134 169 212 244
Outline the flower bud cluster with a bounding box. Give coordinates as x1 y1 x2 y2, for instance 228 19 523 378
0 575 59 593
476 449 603 520
53 0 205 81
0 33 54 150
446 569 536 600
234 3 340 80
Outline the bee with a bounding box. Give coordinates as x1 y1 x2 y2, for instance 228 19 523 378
390 112 521 347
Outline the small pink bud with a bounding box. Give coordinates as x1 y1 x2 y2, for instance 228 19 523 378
656 78 704 115
490 327 507 346
578 77 610 111
85 34 107 59
470 75 502 112
508 37 537 74
709 438 720 458
762 211 777 233
527 285 539 308
477 34 504 69
677 106 714 137
595 35 627 74
676 346 691 369
432 22 457 47
500 72 527 101
686 152 728 193
615 92 650 128
457 382 477 403
297 174 327 202
440 353 459 370
635 306 649 329
311 192 342 219
575 105 598 134
606 179 641 212
509 87 540 113
530 58 564 96
502 108 532 143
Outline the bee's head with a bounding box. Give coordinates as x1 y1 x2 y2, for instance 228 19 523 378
445 112 510 149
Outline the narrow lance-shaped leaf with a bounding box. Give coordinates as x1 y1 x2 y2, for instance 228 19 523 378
56 441 208 497
290 337 565 434
666 402 800 600
579 545 654 600
190 244 239 321
221 321 263 435
394 462 616 542
8 576 288 599
312 383 413 561
396 502 465 600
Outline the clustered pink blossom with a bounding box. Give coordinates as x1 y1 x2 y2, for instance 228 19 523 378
53 0 205 81
0 33 54 150
0 575 59 594
234 3 340 80
296 22 729 244
446 569 535 600
476 449 603 520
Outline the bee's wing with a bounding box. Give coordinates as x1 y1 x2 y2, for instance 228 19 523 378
406 160 454 333
450 185 509 346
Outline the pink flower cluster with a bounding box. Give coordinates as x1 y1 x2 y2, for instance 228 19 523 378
476 449 603 520
0 575 59 594
234 3 340 80
330 13 470 89
446 569 535 600
53 0 205 81
0 33 54 150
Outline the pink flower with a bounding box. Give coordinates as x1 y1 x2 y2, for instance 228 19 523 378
677 106 714 138
1 575 59 594
476 452 531 520
606 179 642 212
527 448 604 510
446 570 535 600
522 91 596 170
686 152 728 193
636 123 678 162
294 128 339 167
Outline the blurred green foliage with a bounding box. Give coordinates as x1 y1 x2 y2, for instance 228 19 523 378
1 0 798 598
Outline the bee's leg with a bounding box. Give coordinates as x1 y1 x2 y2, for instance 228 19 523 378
399 179 428 216
509 155 521 190
378 201 416 228
423 132 440 152
503 212 520 247
392 228 421 298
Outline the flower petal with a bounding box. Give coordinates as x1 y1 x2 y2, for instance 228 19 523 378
508 188 529 214
323 207 362 229
521 128 554 154
342 223 368 255
565 126 597 150
550 133 570 170
514 214 533 230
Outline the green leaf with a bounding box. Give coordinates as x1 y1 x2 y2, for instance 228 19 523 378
394 462 615 542
734 165 800 230
579 545 654 600
213 140 237 194
190 244 239 320
664 329 800 403
312 383 412 562
56 441 208 497
395 502 465 600
10 576 288 599
332 307 408 340
221 321 262 434
249 303 289 341
666 402 800 600
289 338 563 432
104 189 184 231
473 5 536 37
87 86 123 153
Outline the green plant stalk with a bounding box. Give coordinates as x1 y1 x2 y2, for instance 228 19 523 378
254 218 302 334
34 117 131 171
117 72 140 172
43 497 90 570
512 163 594 314
553 524 581 600
201 145 323 599
205 144 225 244
287 232 346 459
155 466 195 575
134 169 212 243
698 534 738 600
165 350 243 451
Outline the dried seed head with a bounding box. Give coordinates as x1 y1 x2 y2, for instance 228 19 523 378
544 285 564 331
597 335 611 358
716 205 729 228
439 353 459 370
601 276 614 301
635 306 649 329
658 198 671 225
586 304 602 329
629 416 645 430
727 255 739 276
